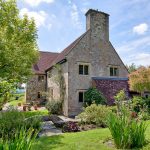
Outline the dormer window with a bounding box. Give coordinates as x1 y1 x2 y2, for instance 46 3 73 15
79 64 89 75
110 67 119 76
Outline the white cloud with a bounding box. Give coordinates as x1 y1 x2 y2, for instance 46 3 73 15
117 36 150 52
24 0 54 7
133 23 149 35
20 8 48 27
128 53 150 66
70 4 82 29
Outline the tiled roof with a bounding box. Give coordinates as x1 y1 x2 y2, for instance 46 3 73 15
33 51 59 74
33 30 89 74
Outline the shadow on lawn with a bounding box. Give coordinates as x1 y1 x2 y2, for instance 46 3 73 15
33 135 65 150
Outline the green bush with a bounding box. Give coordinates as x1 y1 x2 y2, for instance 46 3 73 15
107 111 147 149
78 104 111 127
0 107 25 139
84 87 106 106
132 96 143 113
46 100 62 114
0 107 41 140
0 128 38 150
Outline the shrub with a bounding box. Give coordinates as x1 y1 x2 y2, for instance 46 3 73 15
84 87 106 106
0 128 38 150
132 96 143 113
46 100 62 114
62 121 80 133
107 111 147 149
24 116 41 131
0 107 41 140
78 104 111 127
0 107 25 139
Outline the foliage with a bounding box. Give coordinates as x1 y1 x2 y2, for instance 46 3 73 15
0 79 16 107
84 87 106 106
53 64 66 103
107 110 147 149
78 104 111 127
114 90 127 113
126 63 137 73
62 121 80 133
132 96 144 113
0 128 38 150
46 100 62 114
24 116 41 131
129 66 150 94
0 107 41 140
0 0 39 82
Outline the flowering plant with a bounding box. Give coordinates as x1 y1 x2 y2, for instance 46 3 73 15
62 121 80 133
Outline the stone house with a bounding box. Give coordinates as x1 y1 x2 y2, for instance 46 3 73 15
26 9 129 116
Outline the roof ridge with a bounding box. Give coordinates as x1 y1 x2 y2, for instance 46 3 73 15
46 29 90 71
39 51 59 54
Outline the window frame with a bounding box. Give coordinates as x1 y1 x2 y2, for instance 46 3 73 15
78 90 87 103
38 75 44 82
79 64 89 75
109 66 119 77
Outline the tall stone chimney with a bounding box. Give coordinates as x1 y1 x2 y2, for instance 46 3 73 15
85 9 109 41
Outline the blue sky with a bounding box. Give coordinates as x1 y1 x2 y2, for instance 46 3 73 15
18 0 150 66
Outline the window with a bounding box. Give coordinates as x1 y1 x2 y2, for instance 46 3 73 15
145 95 149 99
79 91 84 102
79 65 89 75
37 92 41 98
38 75 44 81
110 67 119 76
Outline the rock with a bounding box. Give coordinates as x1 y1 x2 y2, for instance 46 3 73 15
41 115 50 122
49 115 66 128
38 121 62 137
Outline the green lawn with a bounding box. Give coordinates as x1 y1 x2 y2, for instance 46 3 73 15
8 93 25 106
23 109 49 118
32 121 150 150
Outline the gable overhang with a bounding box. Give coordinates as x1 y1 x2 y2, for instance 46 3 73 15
92 77 128 81
45 58 67 72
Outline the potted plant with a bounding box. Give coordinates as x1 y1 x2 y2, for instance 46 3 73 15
23 105 27 111
28 105 32 111
34 105 38 110
18 103 21 106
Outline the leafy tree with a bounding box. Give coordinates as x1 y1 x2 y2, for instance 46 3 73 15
0 0 38 81
0 0 38 105
129 66 150 94
84 87 106 106
126 63 137 73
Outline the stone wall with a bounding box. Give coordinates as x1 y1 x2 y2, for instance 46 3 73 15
26 74 46 102
47 62 69 116
66 10 128 116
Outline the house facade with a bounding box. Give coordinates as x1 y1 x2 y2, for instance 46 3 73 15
26 9 129 116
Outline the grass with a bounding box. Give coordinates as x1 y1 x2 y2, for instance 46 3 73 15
8 93 25 106
32 121 150 150
22 109 49 118
7 93 49 118
32 128 112 150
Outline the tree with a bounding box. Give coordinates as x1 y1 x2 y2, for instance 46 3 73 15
129 66 150 94
0 0 38 82
126 63 137 73
0 0 38 105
